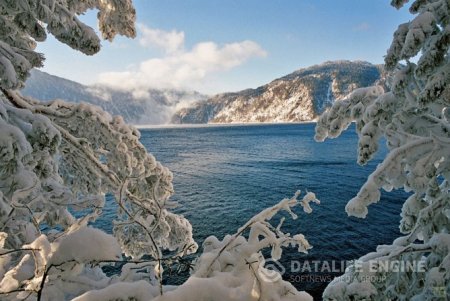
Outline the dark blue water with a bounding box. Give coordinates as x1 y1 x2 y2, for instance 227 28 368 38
98 123 407 299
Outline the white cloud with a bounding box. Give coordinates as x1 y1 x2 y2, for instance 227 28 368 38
97 25 267 95
138 24 185 54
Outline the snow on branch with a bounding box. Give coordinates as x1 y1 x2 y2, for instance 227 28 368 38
0 87 198 299
0 0 136 90
141 191 318 301
319 0 450 299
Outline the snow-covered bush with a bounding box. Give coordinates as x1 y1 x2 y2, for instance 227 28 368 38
0 1 319 300
317 1 449 300
73 191 320 301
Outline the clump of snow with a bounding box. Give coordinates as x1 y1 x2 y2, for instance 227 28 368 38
72 280 159 301
50 227 122 265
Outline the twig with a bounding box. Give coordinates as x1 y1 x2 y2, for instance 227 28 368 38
246 259 262 301
36 264 53 301
0 289 35 295
0 248 41 257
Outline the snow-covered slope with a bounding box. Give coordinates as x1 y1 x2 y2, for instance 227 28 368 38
21 70 206 125
172 61 383 124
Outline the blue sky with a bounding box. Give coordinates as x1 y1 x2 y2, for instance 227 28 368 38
37 0 412 94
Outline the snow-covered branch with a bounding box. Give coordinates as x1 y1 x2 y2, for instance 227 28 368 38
0 0 136 90
318 0 450 299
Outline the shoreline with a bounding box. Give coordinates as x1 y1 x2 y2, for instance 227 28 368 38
134 120 318 129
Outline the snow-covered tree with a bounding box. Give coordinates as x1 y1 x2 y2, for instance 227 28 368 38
0 0 136 90
0 1 319 300
0 1 199 299
317 1 449 300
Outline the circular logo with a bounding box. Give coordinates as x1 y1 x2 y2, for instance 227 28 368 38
258 259 285 283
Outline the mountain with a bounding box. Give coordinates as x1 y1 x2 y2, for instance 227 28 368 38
172 61 383 124
21 70 206 125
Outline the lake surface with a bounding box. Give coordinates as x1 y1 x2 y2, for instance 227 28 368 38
99 123 407 299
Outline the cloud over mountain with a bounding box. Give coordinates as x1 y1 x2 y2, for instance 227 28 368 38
97 24 267 96
138 24 185 54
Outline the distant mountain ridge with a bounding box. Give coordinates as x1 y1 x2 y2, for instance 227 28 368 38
22 70 206 125
172 60 383 124
22 61 382 125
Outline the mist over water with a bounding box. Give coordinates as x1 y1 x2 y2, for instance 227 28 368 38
96 123 407 298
